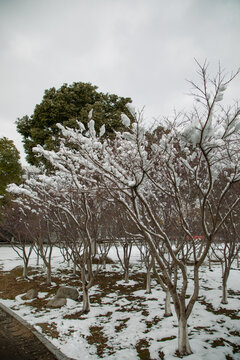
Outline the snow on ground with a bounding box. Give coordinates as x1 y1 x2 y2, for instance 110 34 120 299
0 245 239 360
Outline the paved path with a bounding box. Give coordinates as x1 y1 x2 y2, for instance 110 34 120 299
0 304 71 360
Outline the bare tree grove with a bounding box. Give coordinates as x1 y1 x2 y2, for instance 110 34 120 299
7 62 240 357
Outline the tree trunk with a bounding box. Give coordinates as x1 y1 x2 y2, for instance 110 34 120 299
145 267 151 294
81 263 91 313
124 269 129 283
36 252 40 266
221 270 229 304
221 281 228 304
208 256 212 271
91 240 96 256
164 290 172 317
46 264 51 285
139 249 144 269
73 263 77 275
177 315 192 356
22 261 28 279
82 285 90 313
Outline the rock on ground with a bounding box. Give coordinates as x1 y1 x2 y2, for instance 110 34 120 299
46 298 67 308
25 289 38 300
55 286 79 300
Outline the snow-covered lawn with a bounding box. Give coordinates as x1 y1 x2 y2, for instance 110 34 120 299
0 245 239 359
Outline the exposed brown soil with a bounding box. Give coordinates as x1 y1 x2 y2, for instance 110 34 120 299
36 322 60 339
0 266 60 301
136 338 151 360
0 264 239 359
198 296 240 320
86 325 114 358
209 337 240 354
114 317 130 332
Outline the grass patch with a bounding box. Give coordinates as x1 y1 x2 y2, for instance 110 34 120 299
190 326 217 335
0 266 35 299
86 325 114 358
92 256 115 265
145 315 162 333
198 297 240 320
136 338 151 360
36 322 59 338
115 317 130 332
63 311 88 320
158 335 176 342
97 311 112 318
208 337 240 354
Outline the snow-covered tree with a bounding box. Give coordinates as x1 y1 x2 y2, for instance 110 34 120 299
210 200 240 304
9 61 240 356
0 202 34 278
8 170 106 312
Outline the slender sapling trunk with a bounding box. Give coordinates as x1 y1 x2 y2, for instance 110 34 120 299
164 290 172 317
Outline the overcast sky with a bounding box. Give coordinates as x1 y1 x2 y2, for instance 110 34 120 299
0 0 240 165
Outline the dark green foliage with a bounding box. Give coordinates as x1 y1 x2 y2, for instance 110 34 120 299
0 137 23 225
0 137 23 201
16 82 133 166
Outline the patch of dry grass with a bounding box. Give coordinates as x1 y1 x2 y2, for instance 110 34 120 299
0 266 35 299
136 338 151 360
86 325 114 358
36 322 59 339
198 296 240 320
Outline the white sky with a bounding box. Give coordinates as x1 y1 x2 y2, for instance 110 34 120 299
0 0 240 165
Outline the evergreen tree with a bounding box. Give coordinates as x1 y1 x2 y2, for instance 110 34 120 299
0 137 23 207
16 82 133 166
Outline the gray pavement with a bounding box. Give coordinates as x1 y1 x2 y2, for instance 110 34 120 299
0 303 73 360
